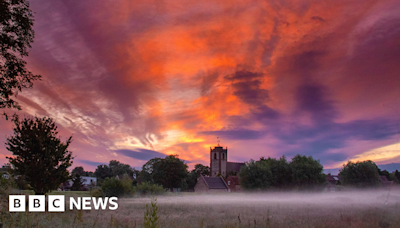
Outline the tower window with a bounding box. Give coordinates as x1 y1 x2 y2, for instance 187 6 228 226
222 153 225 160
214 153 217 159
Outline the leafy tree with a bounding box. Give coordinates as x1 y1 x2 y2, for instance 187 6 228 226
239 155 324 191
94 164 112 182
192 164 210 177
95 160 134 183
84 171 95 177
5 116 73 194
239 158 279 190
101 177 124 197
134 182 165 196
289 155 326 190
140 158 162 184
338 160 381 188
185 164 211 190
109 160 133 177
378 169 391 181
70 174 84 191
71 166 85 177
140 155 188 190
395 170 400 183
239 156 293 190
1 0 41 110
390 172 398 184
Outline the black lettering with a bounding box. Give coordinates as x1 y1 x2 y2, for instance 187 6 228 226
53 199 60 208
34 199 40 208
14 199 21 208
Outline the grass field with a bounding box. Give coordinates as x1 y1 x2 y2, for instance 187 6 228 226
1 188 400 227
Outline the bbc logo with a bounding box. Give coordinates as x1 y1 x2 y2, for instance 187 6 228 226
9 195 118 212
9 195 65 212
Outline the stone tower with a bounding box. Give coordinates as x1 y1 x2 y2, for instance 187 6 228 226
210 145 227 177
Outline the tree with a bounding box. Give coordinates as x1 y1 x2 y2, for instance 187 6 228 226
70 174 84 191
109 160 133 177
140 155 188 190
101 177 124 197
94 160 134 183
94 164 112 182
71 166 85 177
338 160 381 188
238 156 293 190
1 0 41 110
289 155 326 190
186 164 211 190
5 116 73 194
192 164 210 177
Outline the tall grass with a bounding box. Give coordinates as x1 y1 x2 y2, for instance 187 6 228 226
0 188 399 227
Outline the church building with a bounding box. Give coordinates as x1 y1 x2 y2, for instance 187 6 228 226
210 145 245 178
194 143 245 193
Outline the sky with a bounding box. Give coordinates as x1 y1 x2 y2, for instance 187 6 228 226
1 0 400 171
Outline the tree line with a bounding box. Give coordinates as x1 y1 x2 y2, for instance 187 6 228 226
2 115 400 196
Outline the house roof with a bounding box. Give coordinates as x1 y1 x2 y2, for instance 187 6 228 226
201 175 228 189
226 162 245 174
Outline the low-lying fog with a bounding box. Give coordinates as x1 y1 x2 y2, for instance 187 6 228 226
139 187 400 208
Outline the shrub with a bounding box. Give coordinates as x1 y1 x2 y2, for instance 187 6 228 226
101 177 124 197
134 182 166 196
90 188 103 198
121 174 134 195
144 198 159 228
339 160 381 188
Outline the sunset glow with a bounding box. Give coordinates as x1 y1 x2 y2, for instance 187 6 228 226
1 0 399 171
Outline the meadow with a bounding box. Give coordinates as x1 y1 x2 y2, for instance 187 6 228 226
1 188 400 228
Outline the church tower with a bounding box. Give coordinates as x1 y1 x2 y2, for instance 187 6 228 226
210 143 227 177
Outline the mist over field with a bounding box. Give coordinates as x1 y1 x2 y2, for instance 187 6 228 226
111 188 400 227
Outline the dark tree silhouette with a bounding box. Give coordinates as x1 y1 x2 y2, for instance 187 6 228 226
6 116 73 194
339 160 381 188
0 0 41 111
70 174 83 191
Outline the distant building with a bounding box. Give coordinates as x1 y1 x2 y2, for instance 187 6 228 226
81 176 97 186
325 174 339 192
194 144 245 193
210 145 245 178
62 176 97 191
226 176 242 192
194 175 228 193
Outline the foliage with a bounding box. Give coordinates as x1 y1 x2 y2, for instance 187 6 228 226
90 188 103 198
339 160 381 188
389 172 398 183
71 166 85 177
0 0 41 110
109 160 134 177
94 164 112 182
120 173 134 195
186 164 211 190
95 160 134 183
289 154 326 190
394 170 400 184
134 182 165 196
140 157 162 183
144 197 159 228
5 116 73 194
378 169 391 181
192 164 210 177
239 156 293 190
101 177 124 197
72 166 95 178
70 174 84 191
140 155 188 190
239 155 325 191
